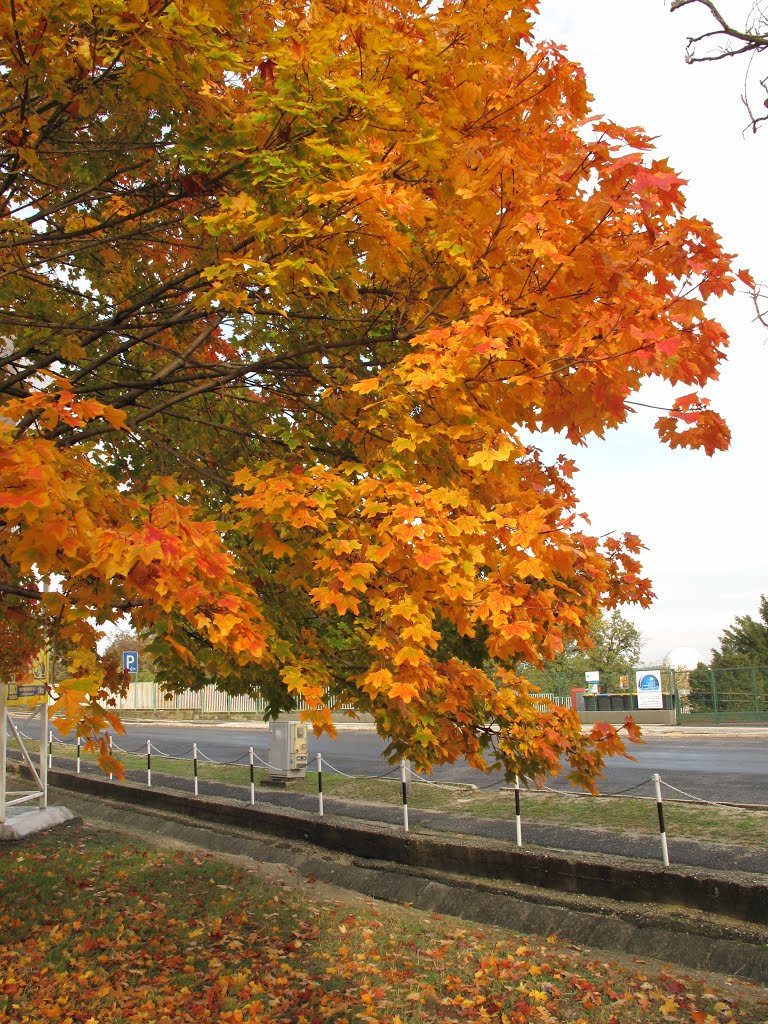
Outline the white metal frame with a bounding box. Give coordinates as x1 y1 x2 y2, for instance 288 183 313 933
0 684 49 824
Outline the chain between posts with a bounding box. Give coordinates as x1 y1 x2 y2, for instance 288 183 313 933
8 727 757 856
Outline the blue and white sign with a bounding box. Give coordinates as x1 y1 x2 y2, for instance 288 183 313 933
635 669 663 709
123 650 139 674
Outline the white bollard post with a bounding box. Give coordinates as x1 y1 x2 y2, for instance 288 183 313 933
146 739 152 787
76 736 81 775
108 734 113 780
514 775 522 847
653 772 670 867
249 746 255 805
48 729 53 769
401 759 409 833
317 752 324 817
193 742 198 796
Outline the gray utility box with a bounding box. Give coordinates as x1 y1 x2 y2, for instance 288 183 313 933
267 720 309 779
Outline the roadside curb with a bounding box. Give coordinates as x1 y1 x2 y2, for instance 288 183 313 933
38 765 768 925
101 718 768 738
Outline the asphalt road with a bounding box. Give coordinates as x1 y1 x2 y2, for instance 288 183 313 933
49 721 768 806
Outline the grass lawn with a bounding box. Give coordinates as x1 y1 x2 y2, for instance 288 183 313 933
19 734 768 850
1 824 766 1023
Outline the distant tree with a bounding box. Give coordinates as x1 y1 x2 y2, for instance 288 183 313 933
102 628 156 682
672 0 768 132
688 596 768 711
523 610 643 693
717 596 768 662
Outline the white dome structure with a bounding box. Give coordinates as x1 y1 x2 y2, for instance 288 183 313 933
664 646 705 671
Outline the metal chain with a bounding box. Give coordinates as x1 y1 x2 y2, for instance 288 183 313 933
111 740 150 755
404 766 441 786
659 779 725 807
16 721 762 814
475 778 506 791
602 778 656 797
148 742 195 759
251 751 284 773
317 757 356 777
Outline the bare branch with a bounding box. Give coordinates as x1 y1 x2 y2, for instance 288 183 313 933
672 0 768 132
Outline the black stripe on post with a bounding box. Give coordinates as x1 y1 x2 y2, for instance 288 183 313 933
652 772 670 867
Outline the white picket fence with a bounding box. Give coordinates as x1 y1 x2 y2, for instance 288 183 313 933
112 680 355 714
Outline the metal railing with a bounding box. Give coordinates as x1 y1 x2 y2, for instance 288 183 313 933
7 721 763 868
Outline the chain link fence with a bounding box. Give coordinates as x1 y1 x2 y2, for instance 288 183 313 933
114 665 768 724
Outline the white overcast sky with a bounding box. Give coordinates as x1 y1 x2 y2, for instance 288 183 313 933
531 1 768 664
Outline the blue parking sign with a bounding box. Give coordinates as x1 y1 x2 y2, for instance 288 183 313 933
123 650 139 674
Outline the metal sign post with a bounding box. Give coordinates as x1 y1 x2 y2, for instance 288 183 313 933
0 675 7 826
1 651 50 824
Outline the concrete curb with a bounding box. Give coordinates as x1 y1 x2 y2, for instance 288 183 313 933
97 718 768 738
40 765 768 926
0 805 75 841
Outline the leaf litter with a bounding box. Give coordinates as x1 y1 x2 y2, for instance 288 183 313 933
1 826 766 1023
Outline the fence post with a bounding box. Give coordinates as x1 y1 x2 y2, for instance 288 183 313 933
48 729 53 769
514 775 522 847
401 759 409 833
108 734 113 780
653 773 670 867
193 742 198 796
249 746 255 805
710 670 718 717
146 739 152 788
317 752 324 817
671 669 679 722
751 667 759 713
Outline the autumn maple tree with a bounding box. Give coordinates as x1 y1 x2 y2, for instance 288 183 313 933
0 0 739 783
